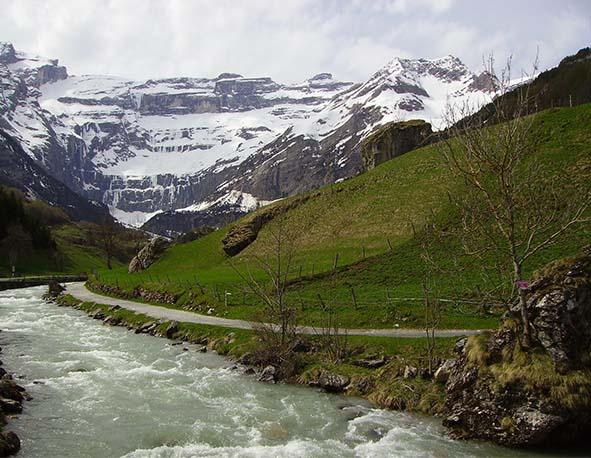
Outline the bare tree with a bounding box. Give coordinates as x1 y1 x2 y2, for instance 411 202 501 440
412 216 443 374
1 223 32 277
316 293 349 364
97 218 117 270
441 55 590 345
422 278 441 375
230 214 300 345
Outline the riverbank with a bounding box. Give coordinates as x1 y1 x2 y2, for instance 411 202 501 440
71 282 483 338
0 339 27 456
55 292 457 416
1 286 530 457
59 250 591 451
0 275 87 292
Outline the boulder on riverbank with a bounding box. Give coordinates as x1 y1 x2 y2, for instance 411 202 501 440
0 353 24 457
0 431 19 457
443 251 591 448
46 280 65 298
307 369 350 393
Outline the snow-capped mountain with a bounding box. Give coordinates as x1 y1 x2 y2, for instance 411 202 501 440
0 42 492 234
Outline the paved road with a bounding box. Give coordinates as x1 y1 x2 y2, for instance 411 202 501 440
66 282 484 338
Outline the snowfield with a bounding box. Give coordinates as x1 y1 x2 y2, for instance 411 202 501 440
1 42 493 228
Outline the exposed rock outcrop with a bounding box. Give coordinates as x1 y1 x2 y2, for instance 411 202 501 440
517 253 591 372
433 359 455 383
361 119 433 170
0 130 112 224
443 251 591 448
221 195 311 256
128 237 171 273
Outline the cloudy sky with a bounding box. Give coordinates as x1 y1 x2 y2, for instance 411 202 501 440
1 0 589 83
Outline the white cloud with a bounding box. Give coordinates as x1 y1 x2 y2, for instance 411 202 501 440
0 0 588 83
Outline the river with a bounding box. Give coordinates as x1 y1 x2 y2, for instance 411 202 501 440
0 286 550 457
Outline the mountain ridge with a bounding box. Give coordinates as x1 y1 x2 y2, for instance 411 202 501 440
0 42 492 234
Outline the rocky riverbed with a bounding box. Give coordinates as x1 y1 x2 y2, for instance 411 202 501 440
0 337 27 456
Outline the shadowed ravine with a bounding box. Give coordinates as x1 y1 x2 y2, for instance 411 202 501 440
0 287 547 457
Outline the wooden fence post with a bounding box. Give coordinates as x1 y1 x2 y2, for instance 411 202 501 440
298 292 306 311
350 286 358 310
386 289 396 319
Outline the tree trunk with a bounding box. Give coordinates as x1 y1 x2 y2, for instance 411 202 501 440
513 261 532 347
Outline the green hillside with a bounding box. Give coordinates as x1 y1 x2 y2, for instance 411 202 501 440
94 104 591 329
0 188 143 276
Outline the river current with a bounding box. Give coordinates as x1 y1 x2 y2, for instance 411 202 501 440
0 287 550 457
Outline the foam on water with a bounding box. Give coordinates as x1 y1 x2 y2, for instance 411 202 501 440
0 287 543 457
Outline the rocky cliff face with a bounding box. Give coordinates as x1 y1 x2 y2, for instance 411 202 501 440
361 119 433 170
0 129 111 223
443 251 591 448
0 42 493 234
128 237 171 273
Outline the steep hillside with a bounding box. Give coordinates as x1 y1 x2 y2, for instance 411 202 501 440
94 104 591 329
454 47 591 129
0 42 492 233
0 183 144 276
0 129 111 223
0 186 108 275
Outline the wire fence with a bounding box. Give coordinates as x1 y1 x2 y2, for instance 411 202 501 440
94 268 499 317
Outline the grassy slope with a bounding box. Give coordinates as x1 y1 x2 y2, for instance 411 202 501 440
54 224 123 273
0 223 120 276
95 105 591 329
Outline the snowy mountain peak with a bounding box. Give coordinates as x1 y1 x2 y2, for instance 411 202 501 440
431 54 464 66
0 44 492 231
0 42 67 87
378 54 472 83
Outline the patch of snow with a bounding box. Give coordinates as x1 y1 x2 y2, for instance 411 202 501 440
109 207 163 227
178 190 275 214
